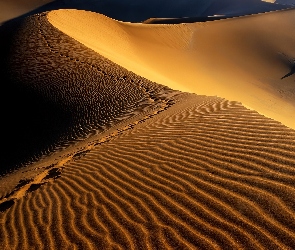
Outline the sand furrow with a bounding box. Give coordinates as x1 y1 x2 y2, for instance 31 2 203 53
89 156 247 249
112 147 295 233
43 183 72 249
54 181 101 249
22 194 44 248
13 199 30 250
95 162 219 248
146 166 266 249
183 132 295 161
99 148 294 248
32 191 55 249
192 120 295 137
0 203 19 248
183 130 295 161
62 172 151 249
96 159 264 249
65 165 160 228
64 170 148 225
158 164 290 249
160 226 202 250
175 139 295 176
74 164 220 248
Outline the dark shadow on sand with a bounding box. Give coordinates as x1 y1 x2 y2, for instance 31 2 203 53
0 20 73 175
143 15 232 24
281 64 295 79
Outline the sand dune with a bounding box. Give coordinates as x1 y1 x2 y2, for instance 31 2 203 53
0 12 177 173
1 91 295 249
48 8 295 129
0 4 295 250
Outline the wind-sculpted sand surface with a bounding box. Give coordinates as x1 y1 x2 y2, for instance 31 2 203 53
48 8 295 129
0 7 295 250
1 92 295 249
0 13 177 172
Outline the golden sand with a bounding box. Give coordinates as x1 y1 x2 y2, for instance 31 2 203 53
0 7 295 250
48 8 295 129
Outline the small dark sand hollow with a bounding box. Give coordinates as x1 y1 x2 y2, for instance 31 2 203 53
43 168 63 180
0 200 15 213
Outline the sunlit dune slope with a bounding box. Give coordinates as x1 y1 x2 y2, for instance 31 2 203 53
48 9 295 129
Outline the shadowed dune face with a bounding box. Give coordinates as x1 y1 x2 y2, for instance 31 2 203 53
0 13 177 173
1 93 295 249
48 9 295 129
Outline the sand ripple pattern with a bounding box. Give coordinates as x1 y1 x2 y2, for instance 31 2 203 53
1 94 295 249
1 13 177 172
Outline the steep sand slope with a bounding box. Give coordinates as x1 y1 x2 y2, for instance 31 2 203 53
48 9 295 129
0 12 177 173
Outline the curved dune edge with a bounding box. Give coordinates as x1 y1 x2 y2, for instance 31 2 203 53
48 8 295 129
0 12 180 172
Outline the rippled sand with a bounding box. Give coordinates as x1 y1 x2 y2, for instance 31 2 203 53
0 7 295 250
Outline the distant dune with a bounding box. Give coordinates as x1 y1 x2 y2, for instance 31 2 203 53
0 3 295 250
0 0 292 24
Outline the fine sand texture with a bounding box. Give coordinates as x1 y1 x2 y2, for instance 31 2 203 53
0 12 177 173
1 83 295 248
1 8 295 250
48 8 295 129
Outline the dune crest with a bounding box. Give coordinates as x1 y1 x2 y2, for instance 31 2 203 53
48 9 295 129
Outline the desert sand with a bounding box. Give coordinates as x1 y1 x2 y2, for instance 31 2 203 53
48 8 295 130
1 2 295 249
